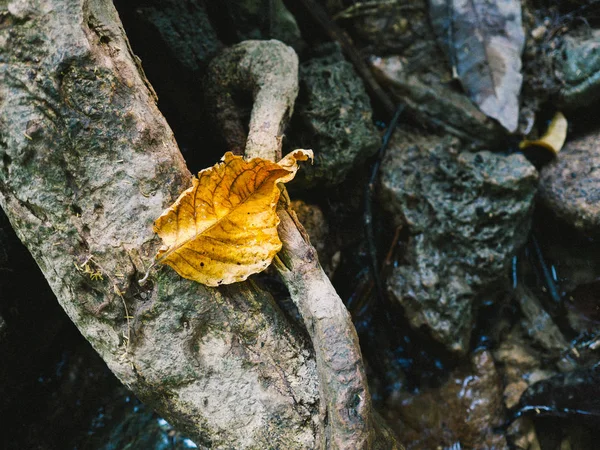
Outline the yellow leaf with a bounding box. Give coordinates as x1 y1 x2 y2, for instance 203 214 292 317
154 150 313 286
519 112 568 155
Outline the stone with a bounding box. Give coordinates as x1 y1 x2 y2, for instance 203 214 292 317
371 55 501 147
493 329 547 449
514 285 569 356
380 128 538 352
556 29 600 110
539 132 600 234
384 350 508 449
287 44 380 188
221 0 304 52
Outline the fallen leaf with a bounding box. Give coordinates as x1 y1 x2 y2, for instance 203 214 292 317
429 0 525 132
519 112 568 155
154 150 313 286
511 364 600 424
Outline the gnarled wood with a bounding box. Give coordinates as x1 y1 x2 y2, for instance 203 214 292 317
0 0 403 447
218 39 401 449
205 40 299 161
0 1 319 447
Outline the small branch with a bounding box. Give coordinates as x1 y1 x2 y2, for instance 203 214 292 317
275 200 375 449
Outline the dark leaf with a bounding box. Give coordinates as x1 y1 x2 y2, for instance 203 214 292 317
429 0 525 132
511 364 600 423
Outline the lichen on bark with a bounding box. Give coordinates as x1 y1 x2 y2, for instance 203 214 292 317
0 0 320 447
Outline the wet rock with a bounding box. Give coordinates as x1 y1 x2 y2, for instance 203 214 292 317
381 128 538 352
513 364 600 426
384 350 508 449
539 132 600 234
514 285 570 357
506 419 540 450
371 55 501 147
493 329 548 449
287 44 380 188
556 29 600 110
494 329 552 408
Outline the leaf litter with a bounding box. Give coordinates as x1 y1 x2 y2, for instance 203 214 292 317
429 0 525 132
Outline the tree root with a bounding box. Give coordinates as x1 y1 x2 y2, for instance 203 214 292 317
213 38 402 449
0 4 320 448
206 40 299 161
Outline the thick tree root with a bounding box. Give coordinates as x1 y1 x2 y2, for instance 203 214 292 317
0 2 319 448
206 40 299 160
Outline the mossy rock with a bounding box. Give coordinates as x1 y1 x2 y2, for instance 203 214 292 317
288 44 380 189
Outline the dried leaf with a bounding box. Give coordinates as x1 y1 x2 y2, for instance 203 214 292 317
429 0 525 132
512 364 600 423
519 112 568 155
154 150 313 286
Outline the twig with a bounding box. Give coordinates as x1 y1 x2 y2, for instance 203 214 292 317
297 0 396 115
383 225 403 268
138 260 155 284
364 105 404 304
530 233 561 305
274 203 375 449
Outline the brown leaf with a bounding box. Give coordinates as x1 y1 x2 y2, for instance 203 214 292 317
154 150 313 286
429 0 525 132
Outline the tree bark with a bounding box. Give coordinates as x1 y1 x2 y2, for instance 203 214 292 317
0 0 400 448
206 39 401 449
0 1 320 447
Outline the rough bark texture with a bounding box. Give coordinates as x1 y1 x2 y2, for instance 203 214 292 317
0 1 322 448
205 38 397 448
205 40 299 161
272 200 402 449
274 203 385 449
